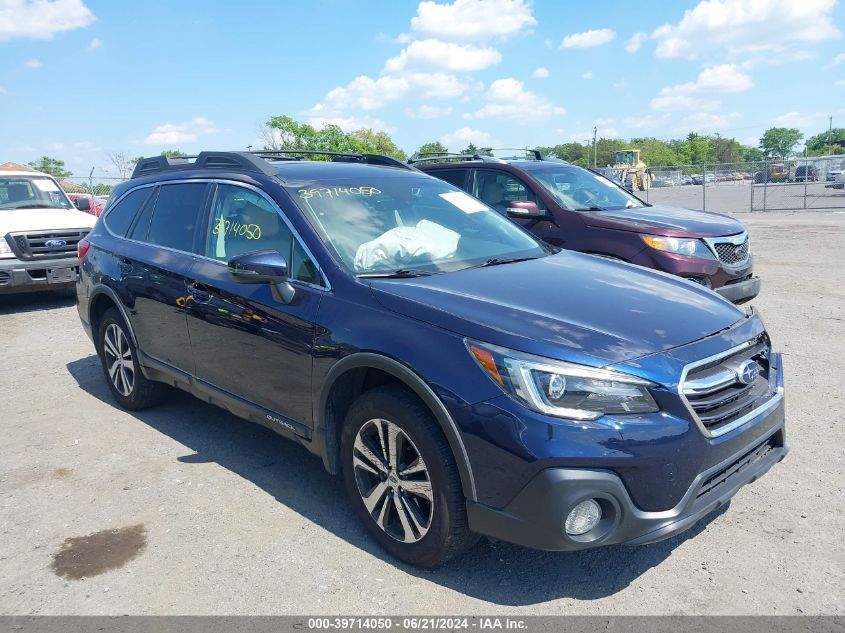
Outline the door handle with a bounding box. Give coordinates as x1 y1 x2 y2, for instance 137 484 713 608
186 282 211 303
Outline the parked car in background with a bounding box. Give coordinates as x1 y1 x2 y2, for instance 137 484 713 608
67 192 107 217
414 149 761 304
792 166 818 183
0 168 95 293
691 173 715 185
77 150 786 567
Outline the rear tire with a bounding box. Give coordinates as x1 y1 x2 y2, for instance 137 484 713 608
341 384 477 567
97 307 166 410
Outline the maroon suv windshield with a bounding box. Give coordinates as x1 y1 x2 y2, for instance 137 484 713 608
530 166 645 211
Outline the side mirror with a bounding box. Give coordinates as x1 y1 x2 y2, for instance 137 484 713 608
228 249 295 303
506 200 544 218
74 197 91 211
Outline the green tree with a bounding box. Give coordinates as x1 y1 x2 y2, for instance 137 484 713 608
263 115 406 160
711 134 744 164
759 127 803 158
630 137 682 167
594 138 630 167
536 143 588 165
742 146 766 162
26 156 71 178
806 128 845 155
415 141 448 157
160 149 184 158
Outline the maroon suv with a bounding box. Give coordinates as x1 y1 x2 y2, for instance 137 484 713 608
414 151 760 304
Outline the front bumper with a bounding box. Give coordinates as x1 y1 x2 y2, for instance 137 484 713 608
467 418 786 551
0 256 80 294
714 275 761 304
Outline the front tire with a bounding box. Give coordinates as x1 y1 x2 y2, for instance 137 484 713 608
97 307 166 410
341 385 476 567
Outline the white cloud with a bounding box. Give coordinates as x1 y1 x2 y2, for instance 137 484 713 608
560 28 616 49
410 0 536 41
621 114 671 130
439 127 495 149
144 117 219 145
384 39 501 72
772 111 825 127
315 72 474 112
404 104 453 119
652 0 841 59
581 71 593 79
674 111 741 133
0 0 95 41
650 95 720 111
24 58 42 68
532 67 549 78
87 37 101 50
829 52 845 67
306 115 392 133
651 64 752 111
626 32 647 53
465 78 565 122
836 79 845 87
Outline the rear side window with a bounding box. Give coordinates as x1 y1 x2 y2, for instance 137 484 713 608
146 183 206 252
431 169 467 189
104 188 152 237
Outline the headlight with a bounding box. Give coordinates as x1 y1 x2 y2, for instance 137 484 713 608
0 237 14 257
641 234 713 258
466 340 659 420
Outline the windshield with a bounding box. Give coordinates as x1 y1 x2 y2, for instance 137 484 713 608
286 175 548 275
0 176 74 210
530 166 645 211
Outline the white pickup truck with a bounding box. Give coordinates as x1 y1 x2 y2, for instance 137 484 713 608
0 169 96 294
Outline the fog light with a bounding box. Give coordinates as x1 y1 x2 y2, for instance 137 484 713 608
565 499 602 536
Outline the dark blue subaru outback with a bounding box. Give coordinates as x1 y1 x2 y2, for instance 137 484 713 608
76 151 786 567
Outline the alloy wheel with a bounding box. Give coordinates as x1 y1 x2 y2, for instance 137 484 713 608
352 418 434 543
103 323 134 397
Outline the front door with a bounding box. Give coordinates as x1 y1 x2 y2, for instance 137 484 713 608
185 182 326 429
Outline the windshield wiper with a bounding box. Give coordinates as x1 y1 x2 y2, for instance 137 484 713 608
357 268 438 279
6 204 67 210
572 206 605 211
470 256 538 269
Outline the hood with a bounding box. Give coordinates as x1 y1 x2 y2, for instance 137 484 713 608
0 207 96 233
583 205 744 238
369 252 743 366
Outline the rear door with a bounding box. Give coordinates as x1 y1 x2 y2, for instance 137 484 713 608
184 182 326 430
119 181 209 373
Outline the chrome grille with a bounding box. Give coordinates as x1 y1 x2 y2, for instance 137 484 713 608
681 335 776 437
8 229 89 260
714 239 748 265
704 231 750 267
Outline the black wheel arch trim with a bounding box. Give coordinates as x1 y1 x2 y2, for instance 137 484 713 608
88 283 138 346
316 352 477 502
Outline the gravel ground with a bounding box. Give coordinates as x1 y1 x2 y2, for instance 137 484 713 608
0 211 843 616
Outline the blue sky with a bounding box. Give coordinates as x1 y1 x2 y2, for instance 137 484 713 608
1 0 844 176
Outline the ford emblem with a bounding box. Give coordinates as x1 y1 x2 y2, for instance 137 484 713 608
45 239 67 248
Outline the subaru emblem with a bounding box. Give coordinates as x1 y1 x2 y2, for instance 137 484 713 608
736 359 759 385
45 239 67 248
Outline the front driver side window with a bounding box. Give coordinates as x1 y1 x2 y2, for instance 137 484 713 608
204 184 320 285
473 170 539 215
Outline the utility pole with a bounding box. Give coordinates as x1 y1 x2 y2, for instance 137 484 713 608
828 116 833 156
592 125 598 168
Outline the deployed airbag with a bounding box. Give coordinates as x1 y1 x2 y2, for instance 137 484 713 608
354 220 460 271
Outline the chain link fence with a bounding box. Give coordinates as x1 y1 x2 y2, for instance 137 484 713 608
638 156 845 213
